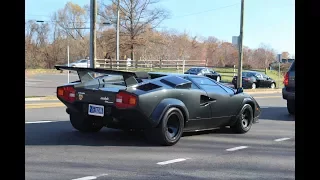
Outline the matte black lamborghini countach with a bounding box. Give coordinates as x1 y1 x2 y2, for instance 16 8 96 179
55 66 261 146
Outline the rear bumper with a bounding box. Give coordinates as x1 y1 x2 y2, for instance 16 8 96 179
66 103 155 129
282 87 295 100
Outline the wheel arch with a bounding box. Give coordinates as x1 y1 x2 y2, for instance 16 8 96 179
150 98 189 128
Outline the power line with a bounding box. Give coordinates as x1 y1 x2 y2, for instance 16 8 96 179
172 3 240 19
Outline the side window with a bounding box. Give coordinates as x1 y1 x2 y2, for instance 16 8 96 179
184 77 199 89
255 73 262 78
80 60 87 63
190 77 218 86
261 74 268 79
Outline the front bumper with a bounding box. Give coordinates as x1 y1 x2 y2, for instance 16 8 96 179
282 87 295 100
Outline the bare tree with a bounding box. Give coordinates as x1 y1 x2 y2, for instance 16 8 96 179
99 0 170 62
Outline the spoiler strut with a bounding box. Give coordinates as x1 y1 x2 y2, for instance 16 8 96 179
54 65 150 86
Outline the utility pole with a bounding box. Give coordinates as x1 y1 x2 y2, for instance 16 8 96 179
67 44 70 83
89 0 97 68
116 0 120 67
237 0 244 88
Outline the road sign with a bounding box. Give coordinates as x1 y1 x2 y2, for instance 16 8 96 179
277 54 282 62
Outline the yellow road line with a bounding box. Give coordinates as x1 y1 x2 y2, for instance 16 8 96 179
25 103 65 109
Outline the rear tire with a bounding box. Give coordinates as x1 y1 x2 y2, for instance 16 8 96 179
287 100 295 115
146 107 184 146
231 104 253 134
70 113 103 132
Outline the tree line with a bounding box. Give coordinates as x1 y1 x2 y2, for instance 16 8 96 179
25 0 293 69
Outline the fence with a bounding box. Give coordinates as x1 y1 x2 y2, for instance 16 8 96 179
95 58 283 87
96 59 207 73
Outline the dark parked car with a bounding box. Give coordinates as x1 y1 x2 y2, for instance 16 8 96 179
232 71 276 89
282 60 295 114
55 65 261 146
184 67 222 82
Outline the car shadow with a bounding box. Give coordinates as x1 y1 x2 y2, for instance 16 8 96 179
25 121 239 147
25 121 160 147
26 107 293 147
259 107 295 121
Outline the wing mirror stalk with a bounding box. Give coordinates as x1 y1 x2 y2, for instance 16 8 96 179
236 87 244 94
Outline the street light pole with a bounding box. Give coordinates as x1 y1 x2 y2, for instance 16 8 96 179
116 0 120 69
90 0 97 68
237 0 245 89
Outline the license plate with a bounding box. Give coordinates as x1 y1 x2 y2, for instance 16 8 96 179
88 104 104 117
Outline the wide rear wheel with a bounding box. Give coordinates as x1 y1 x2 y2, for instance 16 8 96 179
70 113 103 132
146 107 184 146
231 104 253 134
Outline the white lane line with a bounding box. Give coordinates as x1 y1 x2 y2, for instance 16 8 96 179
72 174 108 180
157 158 190 165
25 121 52 124
226 146 248 151
274 137 291 142
72 176 97 180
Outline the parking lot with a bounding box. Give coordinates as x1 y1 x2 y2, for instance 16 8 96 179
25 92 295 180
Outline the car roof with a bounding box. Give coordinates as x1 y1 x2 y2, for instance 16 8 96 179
243 70 264 74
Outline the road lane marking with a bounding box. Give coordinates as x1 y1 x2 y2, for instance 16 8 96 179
254 96 281 99
226 146 248 151
157 158 190 165
72 176 97 180
25 121 52 124
25 102 65 109
72 174 108 180
274 137 291 142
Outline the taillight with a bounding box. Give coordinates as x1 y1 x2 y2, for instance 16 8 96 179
115 91 137 108
283 72 289 86
57 86 76 103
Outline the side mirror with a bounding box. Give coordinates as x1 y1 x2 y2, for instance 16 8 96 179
236 87 243 94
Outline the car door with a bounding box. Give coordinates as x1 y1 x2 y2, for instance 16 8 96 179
262 73 272 87
189 76 232 128
254 73 265 87
183 77 213 131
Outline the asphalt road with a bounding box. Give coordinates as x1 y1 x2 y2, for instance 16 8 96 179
25 73 79 97
25 93 294 180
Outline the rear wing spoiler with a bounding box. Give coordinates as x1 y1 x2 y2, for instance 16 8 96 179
54 65 150 86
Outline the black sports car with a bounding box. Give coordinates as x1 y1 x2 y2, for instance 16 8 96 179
55 66 261 146
232 71 276 89
184 67 222 82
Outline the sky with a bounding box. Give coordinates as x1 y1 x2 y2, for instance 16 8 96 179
26 0 295 56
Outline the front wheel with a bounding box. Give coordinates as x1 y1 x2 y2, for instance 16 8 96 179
70 113 103 132
270 83 276 89
231 104 253 134
146 107 184 146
